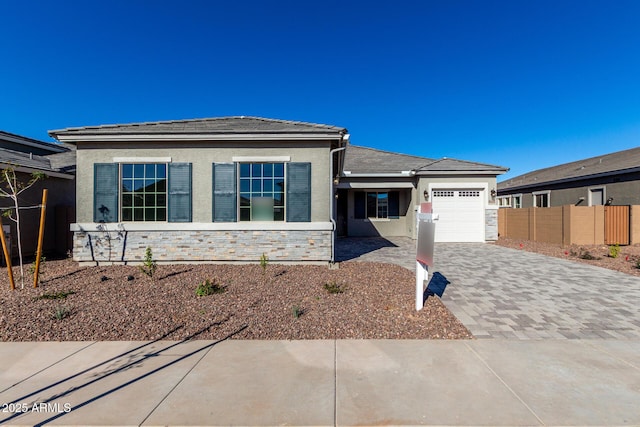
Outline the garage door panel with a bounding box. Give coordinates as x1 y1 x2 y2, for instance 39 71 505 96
432 189 484 242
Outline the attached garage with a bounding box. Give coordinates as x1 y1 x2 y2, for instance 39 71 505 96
431 188 486 242
339 146 507 242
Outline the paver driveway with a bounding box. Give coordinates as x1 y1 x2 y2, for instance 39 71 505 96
337 237 640 339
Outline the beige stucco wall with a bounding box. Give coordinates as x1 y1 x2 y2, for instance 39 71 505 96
345 188 412 237
75 140 333 223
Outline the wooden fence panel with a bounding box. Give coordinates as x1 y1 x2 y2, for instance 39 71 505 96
604 205 630 245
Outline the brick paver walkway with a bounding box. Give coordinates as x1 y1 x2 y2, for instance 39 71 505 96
336 237 640 339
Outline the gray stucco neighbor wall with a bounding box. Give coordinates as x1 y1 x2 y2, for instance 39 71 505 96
73 229 332 264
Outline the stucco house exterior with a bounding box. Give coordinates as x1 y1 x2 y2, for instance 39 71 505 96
497 146 640 208
50 117 347 264
338 146 508 242
49 116 507 265
0 131 76 258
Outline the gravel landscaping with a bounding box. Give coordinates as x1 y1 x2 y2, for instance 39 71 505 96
0 258 472 341
494 237 640 277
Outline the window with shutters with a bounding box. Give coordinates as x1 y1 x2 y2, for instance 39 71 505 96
94 162 191 223
121 164 167 221
239 163 285 221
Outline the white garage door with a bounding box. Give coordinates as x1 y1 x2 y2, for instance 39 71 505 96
431 189 485 242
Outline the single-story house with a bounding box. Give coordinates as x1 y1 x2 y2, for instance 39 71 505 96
338 145 508 242
497 146 640 208
48 116 508 265
0 131 76 258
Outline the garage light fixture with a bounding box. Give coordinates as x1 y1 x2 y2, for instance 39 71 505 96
490 189 496 198
423 189 429 201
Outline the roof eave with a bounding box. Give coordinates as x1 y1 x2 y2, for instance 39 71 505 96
415 169 508 176
342 171 415 178
0 131 68 153
498 167 640 192
50 132 345 143
0 163 75 180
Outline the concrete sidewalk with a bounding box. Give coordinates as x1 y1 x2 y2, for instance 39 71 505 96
1 339 639 426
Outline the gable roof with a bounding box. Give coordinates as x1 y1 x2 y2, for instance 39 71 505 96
343 145 508 176
49 116 348 142
498 146 640 191
416 157 508 174
343 145 434 174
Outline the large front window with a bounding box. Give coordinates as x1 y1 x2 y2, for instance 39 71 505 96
239 163 285 221
121 163 167 221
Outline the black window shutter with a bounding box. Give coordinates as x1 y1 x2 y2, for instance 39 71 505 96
286 162 311 222
212 163 237 222
354 192 366 219
389 191 400 218
168 163 192 222
94 163 119 223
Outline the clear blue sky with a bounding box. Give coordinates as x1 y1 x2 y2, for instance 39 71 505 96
2 0 640 181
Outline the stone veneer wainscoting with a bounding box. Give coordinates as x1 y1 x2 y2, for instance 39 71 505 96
72 228 332 264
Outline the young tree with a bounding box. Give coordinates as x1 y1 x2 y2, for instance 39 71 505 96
0 167 44 289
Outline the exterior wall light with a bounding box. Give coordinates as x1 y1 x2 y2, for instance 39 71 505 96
423 189 429 201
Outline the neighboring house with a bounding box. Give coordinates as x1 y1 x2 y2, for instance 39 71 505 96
48 116 508 265
498 146 640 208
338 146 508 243
0 131 76 258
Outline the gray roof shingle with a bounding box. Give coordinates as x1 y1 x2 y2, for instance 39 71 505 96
49 116 347 137
498 146 640 191
343 145 434 174
0 148 52 171
417 157 509 173
343 145 508 175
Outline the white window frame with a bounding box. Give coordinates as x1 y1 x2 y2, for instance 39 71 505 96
588 186 606 206
496 195 511 207
532 191 550 208
512 194 522 208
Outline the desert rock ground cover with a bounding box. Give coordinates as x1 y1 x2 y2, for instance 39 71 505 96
0 259 472 341
494 237 640 277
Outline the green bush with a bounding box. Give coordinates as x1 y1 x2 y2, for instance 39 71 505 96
608 244 620 258
139 247 157 280
195 279 226 296
35 290 76 301
324 281 348 294
259 253 269 275
292 305 304 318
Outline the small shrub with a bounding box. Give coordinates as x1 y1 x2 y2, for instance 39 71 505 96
259 253 269 275
35 290 76 301
28 256 46 277
324 281 348 294
608 244 620 258
195 279 226 296
52 305 71 320
635 259 640 270
579 251 601 260
292 305 304 319
139 246 157 280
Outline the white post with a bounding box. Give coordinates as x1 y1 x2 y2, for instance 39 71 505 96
415 203 435 311
416 261 429 310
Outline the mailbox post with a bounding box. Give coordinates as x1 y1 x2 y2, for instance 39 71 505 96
416 203 436 310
